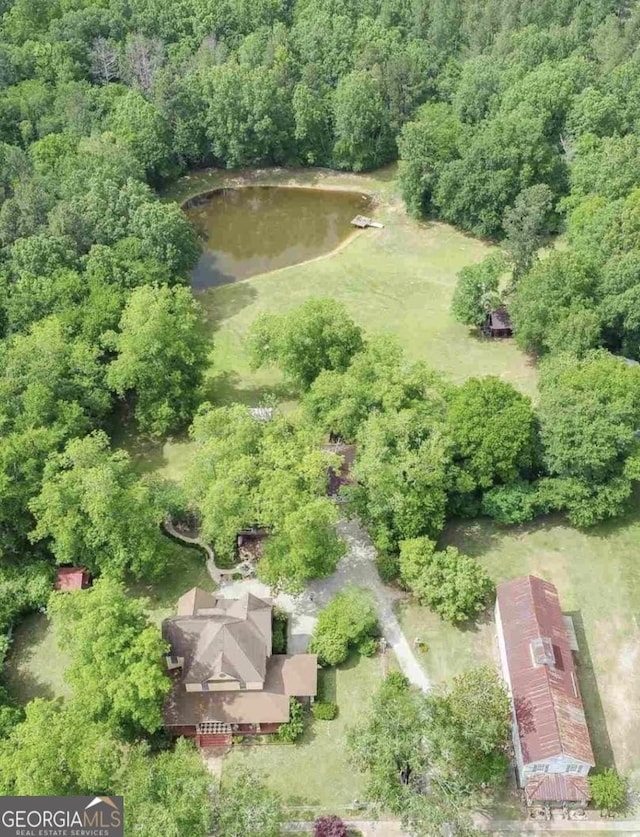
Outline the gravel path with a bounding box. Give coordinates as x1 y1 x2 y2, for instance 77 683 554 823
220 518 431 692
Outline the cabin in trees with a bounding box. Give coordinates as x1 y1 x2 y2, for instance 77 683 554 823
484 306 513 338
162 587 317 747
495 576 595 808
54 566 91 591
321 442 357 498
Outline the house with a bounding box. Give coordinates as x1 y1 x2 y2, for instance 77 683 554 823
495 575 595 807
54 566 91 591
485 306 513 338
236 525 270 562
320 443 357 498
162 587 317 747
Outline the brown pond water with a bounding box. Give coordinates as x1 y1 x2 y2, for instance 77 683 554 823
185 186 372 288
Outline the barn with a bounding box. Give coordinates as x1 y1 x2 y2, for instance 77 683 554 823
495 575 595 807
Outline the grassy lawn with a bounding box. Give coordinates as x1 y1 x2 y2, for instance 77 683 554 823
126 165 537 479
4 612 72 704
223 653 384 813
3 542 210 707
127 540 215 625
399 502 640 790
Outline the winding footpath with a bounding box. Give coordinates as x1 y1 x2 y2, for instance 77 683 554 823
162 519 238 585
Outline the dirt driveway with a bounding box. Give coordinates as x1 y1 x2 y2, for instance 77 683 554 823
221 519 431 692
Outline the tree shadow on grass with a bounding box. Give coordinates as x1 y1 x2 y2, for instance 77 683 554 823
4 614 60 705
443 512 576 560
318 667 337 703
456 602 496 635
568 610 616 771
203 369 298 408
197 279 258 330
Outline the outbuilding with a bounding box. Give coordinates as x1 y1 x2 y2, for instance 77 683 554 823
54 567 92 591
495 575 595 807
485 307 513 338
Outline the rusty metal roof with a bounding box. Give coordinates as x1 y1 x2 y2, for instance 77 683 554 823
54 567 90 591
525 774 591 803
497 575 595 767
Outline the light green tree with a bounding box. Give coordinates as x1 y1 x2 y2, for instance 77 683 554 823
309 586 378 666
248 298 364 391
49 577 170 735
30 431 167 579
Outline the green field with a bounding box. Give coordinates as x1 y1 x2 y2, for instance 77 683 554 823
4 613 72 704
400 506 640 788
223 654 384 814
127 166 537 480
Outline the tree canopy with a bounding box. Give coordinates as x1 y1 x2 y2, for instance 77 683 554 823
30 431 168 579
48 577 170 735
186 404 344 592
309 586 378 666
248 298 364 391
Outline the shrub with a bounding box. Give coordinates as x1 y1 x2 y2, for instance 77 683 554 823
310 586 378 666
481 481 539 524
276 698 305 743
312 701 338 721
589 769 627 812
399 540 494 624
376 552 399 583
357 636 377 657
272 610 288 654
314 814 347 837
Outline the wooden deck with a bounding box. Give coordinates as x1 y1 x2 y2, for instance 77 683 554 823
351 215 384 229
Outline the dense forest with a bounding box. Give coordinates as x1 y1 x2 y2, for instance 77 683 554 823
1 0 640 833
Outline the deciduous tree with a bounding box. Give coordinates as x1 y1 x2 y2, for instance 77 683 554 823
212 767 283 837
30 431 167 579
248 298 364 391
107 285 208 436
310 586 378 666
49 577 170 735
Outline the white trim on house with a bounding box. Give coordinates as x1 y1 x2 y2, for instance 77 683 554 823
495 600 526 784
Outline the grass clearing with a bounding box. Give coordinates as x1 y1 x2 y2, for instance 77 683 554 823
223 653 384 812
129 166 537 478
399 504 640 789
4 612 72 704
3 543 209 708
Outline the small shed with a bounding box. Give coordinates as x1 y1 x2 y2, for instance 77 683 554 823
55 567 91 591
485 307 513 338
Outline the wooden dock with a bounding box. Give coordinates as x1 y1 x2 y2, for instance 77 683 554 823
351 215 384 229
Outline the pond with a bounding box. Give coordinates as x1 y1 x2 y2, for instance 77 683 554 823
185 186 372 288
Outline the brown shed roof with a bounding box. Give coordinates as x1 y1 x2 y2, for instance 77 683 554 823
497 576 595 767
489 306 512 331
163 654 318 726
